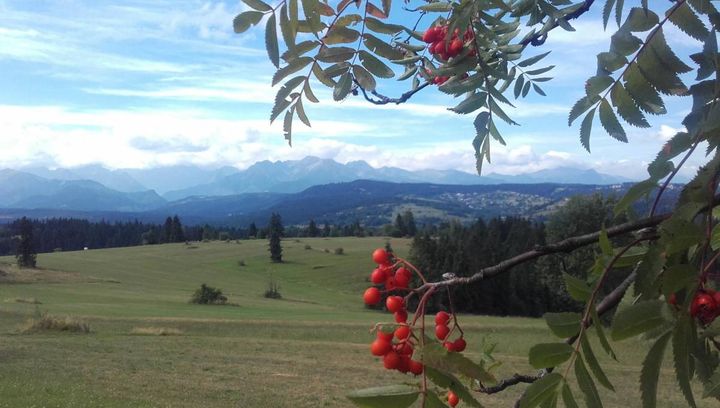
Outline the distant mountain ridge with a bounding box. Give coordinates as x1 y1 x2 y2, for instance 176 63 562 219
18 157 632 201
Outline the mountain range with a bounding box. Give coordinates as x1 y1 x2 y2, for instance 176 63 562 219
15 157 632 202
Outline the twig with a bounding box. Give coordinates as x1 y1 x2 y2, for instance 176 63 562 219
353 79 432 105
520 0 596 46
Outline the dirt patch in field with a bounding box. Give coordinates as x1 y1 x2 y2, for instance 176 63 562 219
0 263 114 285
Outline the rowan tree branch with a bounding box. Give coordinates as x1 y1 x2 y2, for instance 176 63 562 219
352 78 432 105
520 0 596 46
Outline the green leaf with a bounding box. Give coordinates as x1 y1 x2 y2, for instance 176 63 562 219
282 107 293 146
599 99 628 143
703 369 720 398
421 342 496 383
599 227 612 256
611 83 650 127
333 72 352 101
450 92 487 115
270 76 304 122
585 75 614 96
575 357 603 408
424 367 484 408
519 373 563 408
518 51 551 67
281 40 320 61
544 312 582 338
358 51 394 78
301 0 321 32
561 383 580 408
353 65 376 92
363 33 403 60
533 83 546 96
242 0 272 12
233 11 264 34
580 335 614 391
514 75 525 99
568 94 600 125
640 330 672 408
265 13 279 68
659 218 704 255
673 314 698 408
603 0 617 28
597 52 628 72
489 98 518 125
590 308 616 360
621 7 659 32
317 46 355 63
346 385 419 408
419 2 453 12
423 390 448 408
668 2 709 41
623 64 666 115
662 264 697 296
610 31 643 56
294 97 311 127
615 179 656 215
611 300 671 341
364 17 404 34
564 273 591 302
528 343 574 369
272 57 314 86
324 26 361 44
579 107 596 152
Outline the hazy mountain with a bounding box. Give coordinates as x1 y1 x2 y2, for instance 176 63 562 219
487 167 631 185
124 165 238 195
22 164 147 192
0 169 166 212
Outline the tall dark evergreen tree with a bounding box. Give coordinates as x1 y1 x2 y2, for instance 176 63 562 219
393 213 405 237
248 222 258 238
402 210 417 237
15 217 36 268
268 213 284 263
307 219 319 237
163 217 173 243
171 215 185 242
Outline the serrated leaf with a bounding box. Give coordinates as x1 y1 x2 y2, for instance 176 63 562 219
610 83 650 127
579 107 596 152
526 66 555 76
597 51 628 72
668 2 709 41
265 13 279 68
242 0 272 12
533 83 546 96
419 2 453 12
365 17 404 34
358 50 394 78
561 383 580 408
421 342 495 383
663 264 697 297
519 373 563 408
610 31 643 56
363 33 403 60
317 46 355 62
346 385 419 408
294 97 311 127
324 26 361 44
615 0 625 27
569 95 600 125
580 335 614 391
301 0 321 32
599 98 628 142
424 367 483 408
333 72 352 101
518 51 551 67
615 179 656 215
272 57 314 86
621 7 659 32
624 64 666 114
489 98 518 125
564 273 591 301
303 79 319 103
529 343 574 369
586 76 614 96
660 218 704 255
544 312 582 338
233 11 264 33
590 308 616 360
603 0 617 28
673 314 698 408
703 369 720 398
450 92 487 114
353 65 376 91
282 107 293 146
640 330 672 408
575 357 603 408
611 300 670 341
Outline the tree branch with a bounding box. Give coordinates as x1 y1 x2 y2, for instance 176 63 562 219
520 0 596 46
477 373 539 394
352 78 431 105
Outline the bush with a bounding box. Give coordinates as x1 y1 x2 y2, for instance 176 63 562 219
190 283 228 305
334 247 344 255
323 248 330 253
238 259 246 267
264 277 282 299
304 244 312 250
20 312 90 333
130 327 182 336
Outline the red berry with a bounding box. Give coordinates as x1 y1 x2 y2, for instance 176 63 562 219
433 41 447 55
377 330 394 342
394 310 408 323
691 293 716 317
396 341 413 355
713 291 720 308
409 359 423 376
453 338 467 352
443 341 456 352
395 325 411 340
435 311 451 326
386 296 404 313
385 276 397 291
395 267 411 288
398 355 411 373
372 248 389 265
363 287 381 305
668 293 677 305
370 339 392 356
422 26 440 43
448 391 459 407
370 268 386 284
449 38 463 56
435 324 450 341
383 351 400 370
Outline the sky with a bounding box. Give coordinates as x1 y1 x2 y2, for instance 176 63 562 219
0 0 709 179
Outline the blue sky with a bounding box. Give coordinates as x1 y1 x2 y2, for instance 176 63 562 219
0 0 708 179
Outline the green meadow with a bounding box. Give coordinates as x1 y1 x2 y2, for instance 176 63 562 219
0 238 710 407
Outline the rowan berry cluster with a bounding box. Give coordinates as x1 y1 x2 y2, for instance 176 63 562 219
421 24 477 85
363 248 464 406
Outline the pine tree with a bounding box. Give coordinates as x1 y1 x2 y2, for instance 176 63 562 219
393 213 405 237
307 219 319 237
171 215 184 242
248 222 258 238
268 213 284 263
403 210 417 237
162 217 173 243
15 217 36 268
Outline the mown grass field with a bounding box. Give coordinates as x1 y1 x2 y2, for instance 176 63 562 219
0 238 710 407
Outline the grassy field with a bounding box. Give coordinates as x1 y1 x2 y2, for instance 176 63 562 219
0 237 710 407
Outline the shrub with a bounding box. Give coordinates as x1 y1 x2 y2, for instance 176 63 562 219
130 326 183 336
238 259 246 267
334 247 344 255
304 244 312 250
190 283 228 305
323 248 330 253
264 277 282 299
20 312 90 333
8 297 41 304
